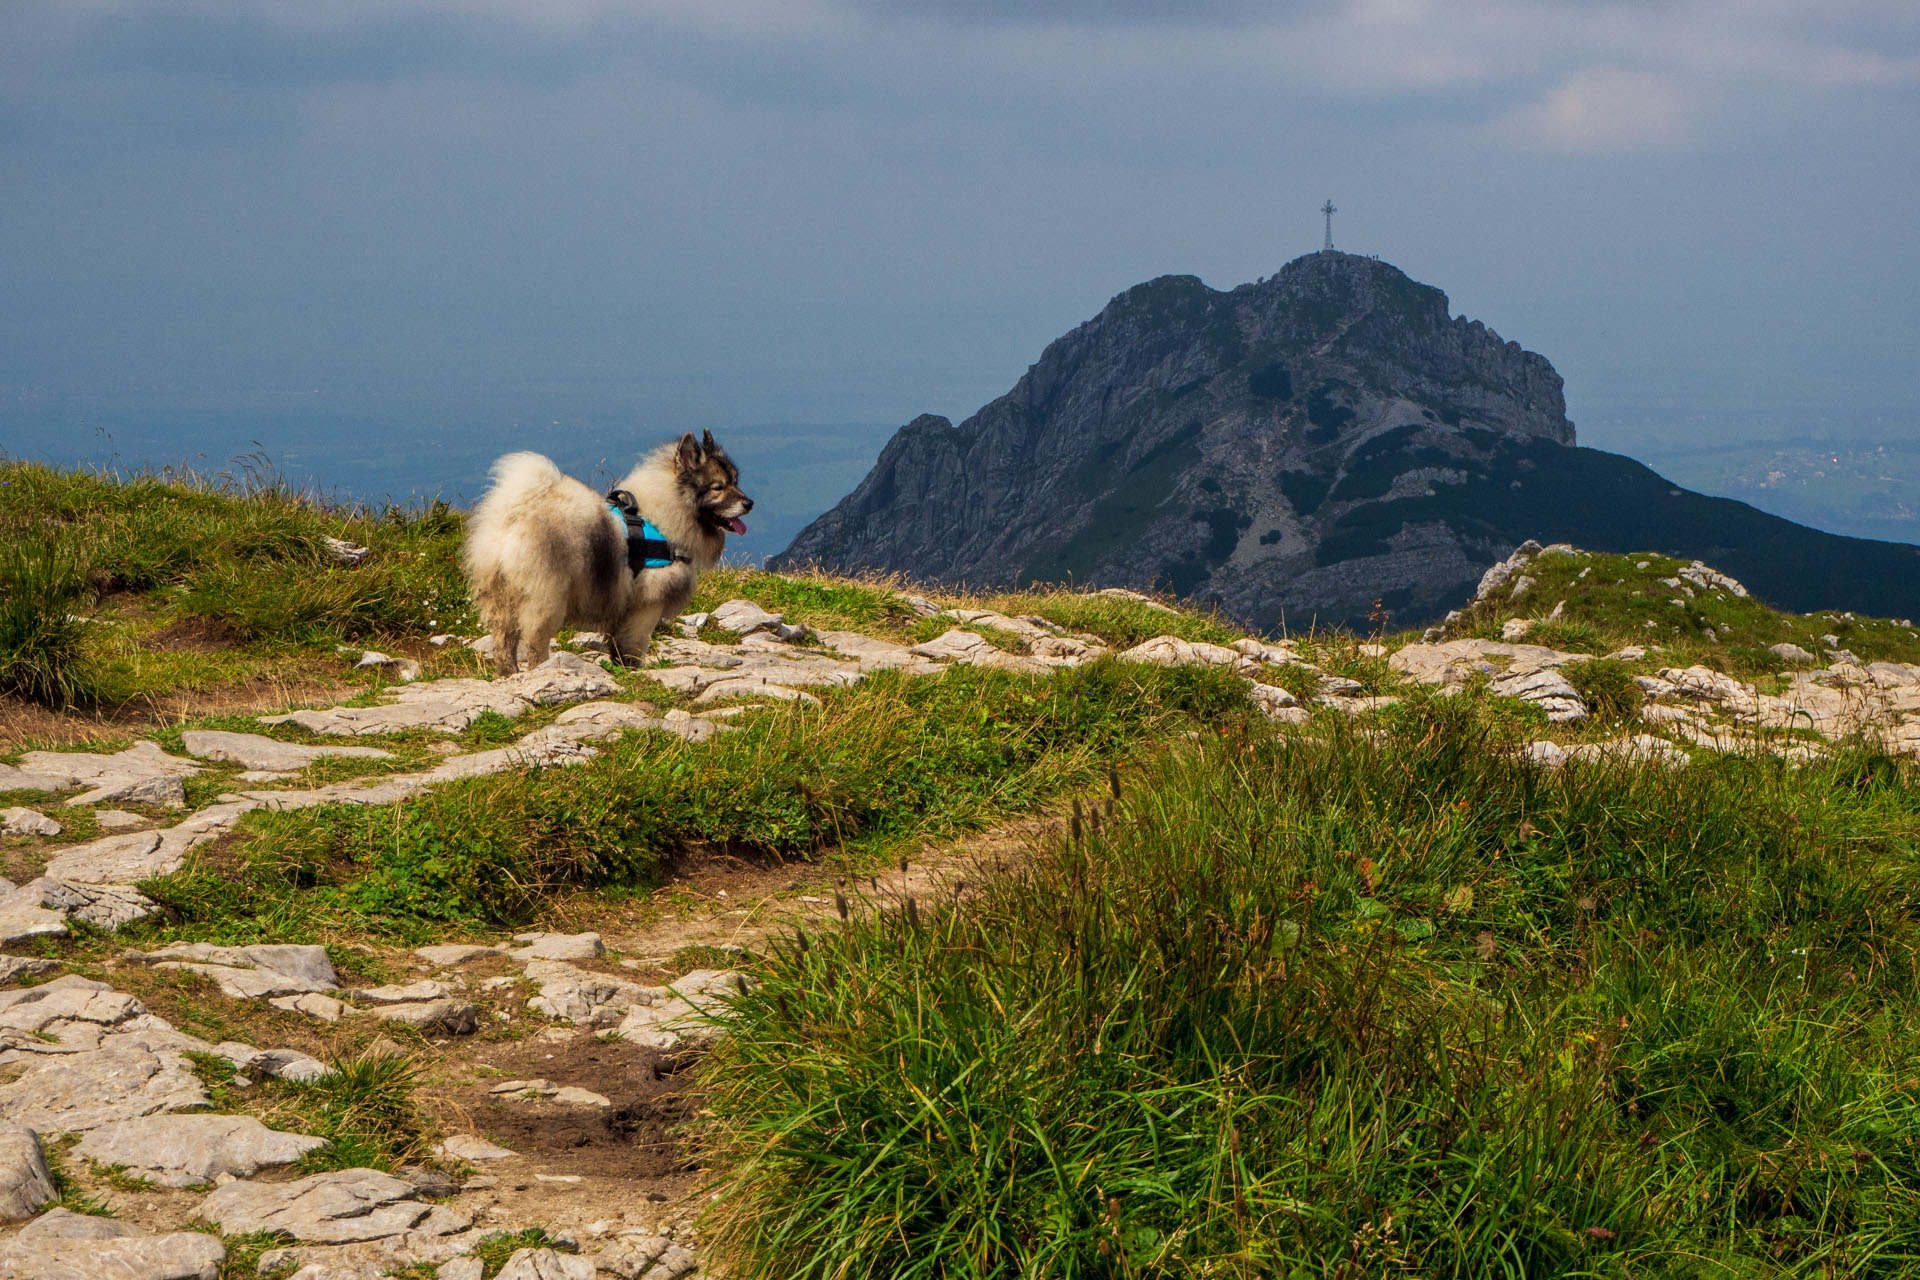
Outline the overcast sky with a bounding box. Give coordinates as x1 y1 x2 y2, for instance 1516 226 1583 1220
3 0 1917 503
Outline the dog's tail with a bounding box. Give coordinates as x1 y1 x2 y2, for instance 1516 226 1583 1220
483 451 567 500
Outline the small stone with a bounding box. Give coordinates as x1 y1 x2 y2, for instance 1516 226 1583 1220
1769 642 1816 664
414 945 506 967
353 980 454 1004
366 1000 479 1036
489 1079 556 1096
0 808 62 838
550 1086 610 1107
269 993 351 1023
534 1173 582 1183
507 933 604 962
434 1134 515 1161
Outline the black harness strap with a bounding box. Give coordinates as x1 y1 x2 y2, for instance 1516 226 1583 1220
606 489 686 572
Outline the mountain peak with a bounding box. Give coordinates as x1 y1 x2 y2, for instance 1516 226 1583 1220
774 258 1919 630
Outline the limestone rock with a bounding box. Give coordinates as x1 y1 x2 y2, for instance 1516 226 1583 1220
214 1042 329 1083
414 944 506 967
198 1168 425 1242
1388 639 1587 685
0 1125 54 1222
352 980 453 1004
1488 667 1586 723
593 1235 674 1280
66 773 187 809
612 969 746 1051
509 933 605 962
179 732 393 772
133 943 338 1000
0 1229 226 1280
22 879 159 930
0 808 62 838
367 1000 479 1035
1247 684 1300 717
0 1043 208 1133
1520 740 1568 768
17 1207 139 1239
524 962 651 1027
75 1113 329 1188
261 654 616 737
1768 642 1816 664
269 993 351 1023
494 1248 597 1280
42 831 175 884
1116 636 1253 673
18 742 199 788
0 974 151 1044
708 599 785 635
0 956 58 986
0 764 78 793
439 1258 485 1280
0 891 69 945
433 1133 514 1161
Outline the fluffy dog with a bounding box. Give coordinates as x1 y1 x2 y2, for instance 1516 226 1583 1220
463 432 752 674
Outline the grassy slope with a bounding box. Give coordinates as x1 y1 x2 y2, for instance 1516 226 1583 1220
9 463 1920 1276
702 702 1920 1279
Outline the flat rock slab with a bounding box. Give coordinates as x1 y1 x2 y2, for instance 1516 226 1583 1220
0 1043 208 1133
66 774 186 809
131 943 338 999
0 1230 226 1280
17 742 199 787
0 975 151 1044
366 999 478 1036
0 888 74 946
21 878 159 930
259 654 617 737
1389 640 1588 684
508 932 604 962
0 1125 54 1222
414 944 506 967
353 980 453 1004
434 1133 514 1161
0 808 62 838
199 1168 426 1243
0 956 58 987
0 765 77 793
496 1248 598 1280
18 1207 140 1239
42 832 175 884
179 731 393 772
75 1113 330 1188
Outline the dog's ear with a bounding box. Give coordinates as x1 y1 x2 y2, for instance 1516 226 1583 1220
701 429 718 454
675 432 702 473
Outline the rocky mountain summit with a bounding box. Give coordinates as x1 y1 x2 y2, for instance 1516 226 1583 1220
775 252 1920 630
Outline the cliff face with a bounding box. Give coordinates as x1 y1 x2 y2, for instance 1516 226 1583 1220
775 253 1920 629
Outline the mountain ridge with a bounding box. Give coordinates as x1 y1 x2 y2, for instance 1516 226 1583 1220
774 252 1920 629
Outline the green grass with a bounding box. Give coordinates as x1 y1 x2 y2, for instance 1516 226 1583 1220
984 585 1245 650
126 659 1252 941
0 458 472 707
699 695 1920 1278
1447 550 1920 682
691 567 926 638
0 529 101 706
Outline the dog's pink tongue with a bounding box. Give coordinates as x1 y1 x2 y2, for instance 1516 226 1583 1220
725 517 748 535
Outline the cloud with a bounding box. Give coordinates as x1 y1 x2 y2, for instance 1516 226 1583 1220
1499 67 1694 154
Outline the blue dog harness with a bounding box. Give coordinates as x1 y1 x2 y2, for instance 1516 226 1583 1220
605 490 686 571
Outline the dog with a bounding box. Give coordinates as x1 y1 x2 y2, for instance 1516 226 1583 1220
463 431 752 674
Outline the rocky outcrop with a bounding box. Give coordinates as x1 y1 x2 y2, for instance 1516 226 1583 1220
776 252 1920 631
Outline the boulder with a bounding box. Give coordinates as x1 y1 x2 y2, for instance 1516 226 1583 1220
366 1000 479 1036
